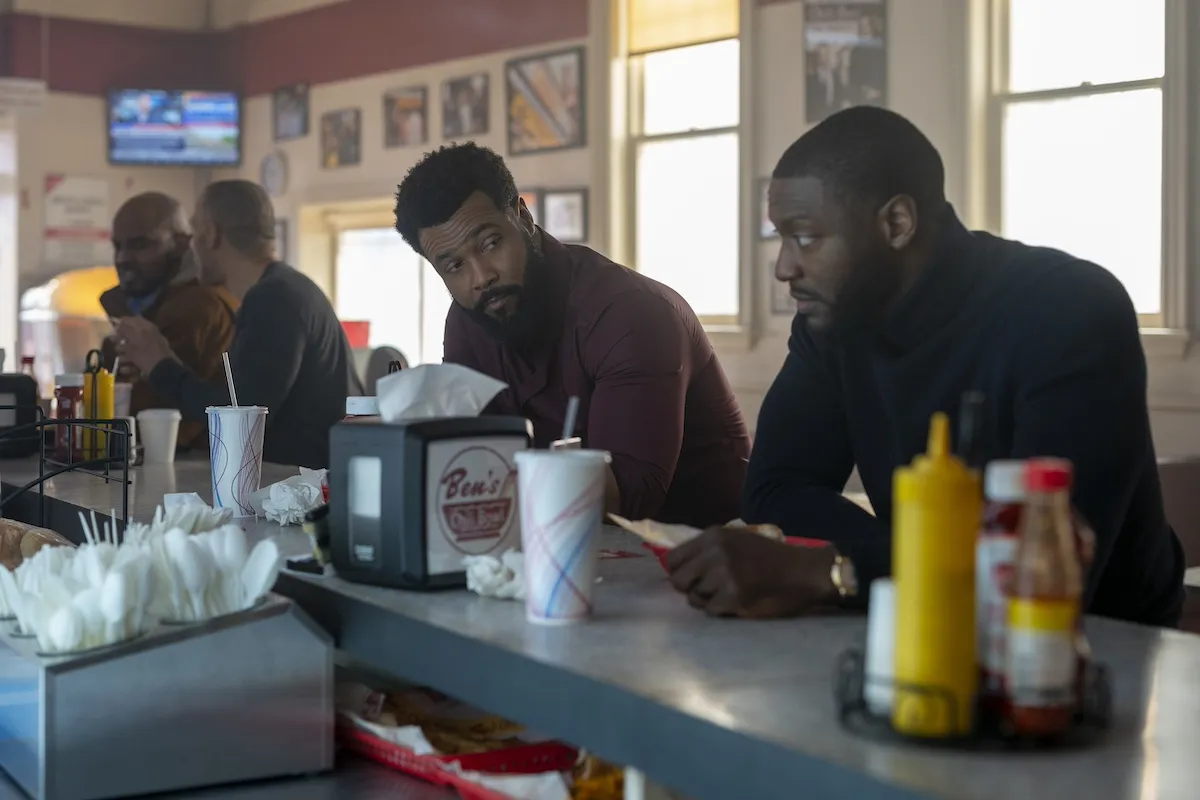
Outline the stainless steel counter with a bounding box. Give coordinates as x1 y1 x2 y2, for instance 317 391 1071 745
3 457 1199 800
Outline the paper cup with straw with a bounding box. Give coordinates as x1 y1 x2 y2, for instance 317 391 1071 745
206 353 267 517
515 448 611 625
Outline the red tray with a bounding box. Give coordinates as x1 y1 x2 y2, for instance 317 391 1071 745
338 720 577 800
643 535 830 572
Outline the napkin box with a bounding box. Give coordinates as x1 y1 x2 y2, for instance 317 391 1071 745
328 416 532 590
0 374 40 458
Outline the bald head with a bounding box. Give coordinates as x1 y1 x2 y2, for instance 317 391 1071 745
111 192 192 298
197 180 275 259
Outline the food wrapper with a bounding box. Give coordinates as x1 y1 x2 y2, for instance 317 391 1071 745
377 363 506 422
0 519 74 573
463 549 525 601
249 468 327 525
607 514 784 549
337 682 572 799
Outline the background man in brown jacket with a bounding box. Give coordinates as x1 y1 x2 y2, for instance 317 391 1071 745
101 192 238 449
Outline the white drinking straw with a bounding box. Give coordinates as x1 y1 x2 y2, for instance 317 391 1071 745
562 396 580 441
222 352 239 408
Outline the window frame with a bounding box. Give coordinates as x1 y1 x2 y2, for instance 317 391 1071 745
624 37 743 329
983 0 1192 335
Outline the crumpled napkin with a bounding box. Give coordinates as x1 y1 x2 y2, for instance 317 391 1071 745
463 549 525 600
250 468 327 525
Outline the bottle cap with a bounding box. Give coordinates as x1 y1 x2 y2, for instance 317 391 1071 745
1025 458 1073 493
984 460 1026 502
345 396 379 416
55 373 84 387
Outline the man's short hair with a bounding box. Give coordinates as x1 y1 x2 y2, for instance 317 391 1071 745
773 106 946 219
200 179 276 258
393 143 518 255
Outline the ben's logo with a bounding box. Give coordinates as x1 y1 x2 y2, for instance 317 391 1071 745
436 446 517 554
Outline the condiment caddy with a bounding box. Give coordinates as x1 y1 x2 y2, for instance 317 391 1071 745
834 397 1112 749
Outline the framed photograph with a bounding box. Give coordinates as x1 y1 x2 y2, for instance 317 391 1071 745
804 0 888 124
542 188 588 244
759 178 778 239
320 108 361 169
442 73 490 139
272 84 309 141
274 219 288 263
770 253 797 315
384 86 428 148
505 46 586 156
518 189 542 227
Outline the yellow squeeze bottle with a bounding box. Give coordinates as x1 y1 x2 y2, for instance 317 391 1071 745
81 368 116 459
891 412 981 738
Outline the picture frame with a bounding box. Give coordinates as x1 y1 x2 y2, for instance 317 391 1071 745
804 0 888 124
769 252 796 315
542 188 588 243
384 86 428 148
272 84 309 141
518 189 542 227
505 46 587 156
442 73 490 139
320 108 362 169
274 219 288 263
759 178 778 239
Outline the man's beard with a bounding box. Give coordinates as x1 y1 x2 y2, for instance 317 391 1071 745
118 251 183 299
827 248 903 339
467 229 548 348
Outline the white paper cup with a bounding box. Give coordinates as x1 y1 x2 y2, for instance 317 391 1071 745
113 382 133 419
136 409 181 465
515 449 611 625
205 405 268 518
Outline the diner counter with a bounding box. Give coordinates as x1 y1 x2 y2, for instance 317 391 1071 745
2 457 1199 800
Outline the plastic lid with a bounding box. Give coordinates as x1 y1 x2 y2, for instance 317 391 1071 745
1025 458 1073 493
137 408 181 420
55 373 84 387
984 460 1026 502
345 396 379 416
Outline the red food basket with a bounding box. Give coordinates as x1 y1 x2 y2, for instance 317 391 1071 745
643 535 830 572
338 719 577 800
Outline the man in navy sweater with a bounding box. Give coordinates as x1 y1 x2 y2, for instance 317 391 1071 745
667 106 1185 626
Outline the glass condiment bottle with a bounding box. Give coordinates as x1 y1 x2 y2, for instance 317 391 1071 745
891 413 981 738
53 373 85 463
1007 458 1081 738
976 460 1025 715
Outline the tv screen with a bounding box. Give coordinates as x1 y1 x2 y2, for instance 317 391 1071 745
107 89 241 166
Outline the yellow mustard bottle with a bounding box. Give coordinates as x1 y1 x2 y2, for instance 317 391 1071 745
891 412 981 738
81 368 115 459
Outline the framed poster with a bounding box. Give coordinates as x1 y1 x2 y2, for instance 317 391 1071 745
384 86 428 148
272 84 309 141
320 108 361 169
804 0 888 124
442 73 490 139
505 46 586 156
759 178 778 239
543 189 588 243
518 189 542 227
770 253 797 315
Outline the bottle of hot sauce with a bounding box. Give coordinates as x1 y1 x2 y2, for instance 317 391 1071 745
1007 459 1081 738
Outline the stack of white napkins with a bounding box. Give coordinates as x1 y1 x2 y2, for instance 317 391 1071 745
462 549 525 600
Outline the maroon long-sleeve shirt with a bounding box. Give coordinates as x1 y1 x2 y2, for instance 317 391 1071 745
443 234 751 527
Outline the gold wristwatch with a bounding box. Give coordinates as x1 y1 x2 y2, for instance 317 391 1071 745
830 553 859 600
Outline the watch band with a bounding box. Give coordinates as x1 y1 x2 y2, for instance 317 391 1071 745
830 554 858 599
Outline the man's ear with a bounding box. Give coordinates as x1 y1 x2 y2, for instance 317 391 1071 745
877 194 918 251
515 197 536 235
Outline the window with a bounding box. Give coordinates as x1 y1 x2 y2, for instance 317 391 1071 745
627 2 741 325
994 0 1167 321
335 228 450 366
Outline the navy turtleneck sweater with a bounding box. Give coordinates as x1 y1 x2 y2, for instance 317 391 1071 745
743 209 1185 626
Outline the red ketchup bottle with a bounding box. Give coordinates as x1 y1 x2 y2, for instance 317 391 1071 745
976 460 1025 717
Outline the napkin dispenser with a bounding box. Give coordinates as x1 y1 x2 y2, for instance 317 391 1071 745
328 416 532 590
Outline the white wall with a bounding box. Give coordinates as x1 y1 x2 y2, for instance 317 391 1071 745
12 0 208 28
209 0 349 28
15 93 199 288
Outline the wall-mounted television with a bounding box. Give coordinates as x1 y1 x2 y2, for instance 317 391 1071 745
107 89 241 167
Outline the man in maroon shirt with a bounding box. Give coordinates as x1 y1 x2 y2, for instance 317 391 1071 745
393 144 750 527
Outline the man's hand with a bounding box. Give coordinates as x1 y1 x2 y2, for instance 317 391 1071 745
113 317 177 374
666 527 840 618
